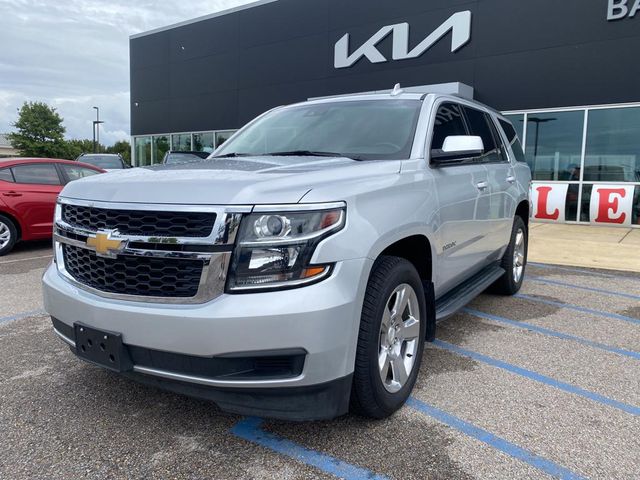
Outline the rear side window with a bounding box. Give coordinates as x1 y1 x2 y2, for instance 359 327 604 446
60 164 100 182
499 119 526 163
431 103 467 150
0 168 14 182
463 107 504 163
11 164 61 185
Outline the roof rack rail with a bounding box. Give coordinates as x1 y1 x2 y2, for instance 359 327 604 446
308 82 474 101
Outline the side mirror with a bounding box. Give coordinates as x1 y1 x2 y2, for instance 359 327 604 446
431 135 484 164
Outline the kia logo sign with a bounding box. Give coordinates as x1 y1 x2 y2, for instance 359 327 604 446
334 11 472 69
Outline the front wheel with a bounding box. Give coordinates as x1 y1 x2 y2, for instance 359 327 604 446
350 256 427 419
491 216 527 295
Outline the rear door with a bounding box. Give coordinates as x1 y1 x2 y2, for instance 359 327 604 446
428 101 492 295
6 163 63 238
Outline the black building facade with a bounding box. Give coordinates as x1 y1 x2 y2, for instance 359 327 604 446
130 0 640 225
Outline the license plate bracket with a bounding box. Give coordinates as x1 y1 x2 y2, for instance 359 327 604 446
73 323 133 373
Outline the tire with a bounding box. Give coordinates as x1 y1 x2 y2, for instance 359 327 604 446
0 214 18 256
350 256 427 419
491 216 527 295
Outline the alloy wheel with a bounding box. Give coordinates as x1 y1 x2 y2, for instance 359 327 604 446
377 283 421 393
513 228 525 283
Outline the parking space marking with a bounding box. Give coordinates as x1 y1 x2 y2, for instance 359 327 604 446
407 398 586 480
0 254 52 265
464 308 640 360
0 309 47 325
433 340 640 416
231 417 389 480
515 294 640 326
528 277 640 301
528 262 623 279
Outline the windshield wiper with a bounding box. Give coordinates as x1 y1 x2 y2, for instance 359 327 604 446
264 150 362 160
212 152 251 158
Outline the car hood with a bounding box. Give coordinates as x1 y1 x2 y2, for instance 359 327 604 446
60 156 402 205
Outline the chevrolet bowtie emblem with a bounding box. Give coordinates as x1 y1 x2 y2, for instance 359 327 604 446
86 231 125 257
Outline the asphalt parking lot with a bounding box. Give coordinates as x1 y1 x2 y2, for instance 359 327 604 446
1 242 639 480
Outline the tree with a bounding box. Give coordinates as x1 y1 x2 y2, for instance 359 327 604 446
8 102 68 158
106 140 131 164
64 139 99 160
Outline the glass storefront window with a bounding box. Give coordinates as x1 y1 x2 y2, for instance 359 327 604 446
215 130 236 148
153 135 170 164
171 133 192 151
504 114 524 142
193 132 215 153
525 111 584 181
134 137 152 166
584 107 640 182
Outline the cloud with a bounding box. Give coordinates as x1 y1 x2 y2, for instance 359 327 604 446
0 0 253 145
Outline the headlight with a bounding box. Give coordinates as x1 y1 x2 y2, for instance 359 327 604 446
227 204 346 292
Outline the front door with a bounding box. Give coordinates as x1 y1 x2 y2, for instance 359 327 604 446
6 163 62 238
429 101 494 295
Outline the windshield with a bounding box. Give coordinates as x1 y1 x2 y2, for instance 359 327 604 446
81 156 123 169
215 99 422 161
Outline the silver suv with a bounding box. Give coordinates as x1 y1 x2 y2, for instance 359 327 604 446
43 87 531 420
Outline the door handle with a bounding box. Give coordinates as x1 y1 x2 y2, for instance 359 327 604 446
506 175 516 184
476 181 489 191
2 191 22 197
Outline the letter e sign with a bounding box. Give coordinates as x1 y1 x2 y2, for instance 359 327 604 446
590 185 635 226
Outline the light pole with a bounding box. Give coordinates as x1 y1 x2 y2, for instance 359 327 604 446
92 106 104 153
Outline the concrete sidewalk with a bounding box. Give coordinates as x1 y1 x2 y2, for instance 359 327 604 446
528 222 640 273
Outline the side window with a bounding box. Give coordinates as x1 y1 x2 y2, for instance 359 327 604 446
431 103 467 150
11 164 61 185
60 165 100 182
0 168 14 182
499 119 526 163
463 107 504 163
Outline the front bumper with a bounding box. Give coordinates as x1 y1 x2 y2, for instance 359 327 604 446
43 258 371 420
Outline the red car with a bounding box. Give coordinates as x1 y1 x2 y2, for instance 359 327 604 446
0 158 104 255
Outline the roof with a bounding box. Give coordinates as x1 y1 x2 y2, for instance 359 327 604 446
0 158 104 171
130 0 278 39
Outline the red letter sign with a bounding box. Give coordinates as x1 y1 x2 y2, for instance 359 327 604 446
532 184 568 222
590 186 634 225
534 186 559 220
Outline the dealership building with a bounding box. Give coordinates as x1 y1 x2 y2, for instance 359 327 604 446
129 0 640 226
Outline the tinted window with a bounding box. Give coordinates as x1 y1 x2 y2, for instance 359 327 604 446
11 164 61 185
60 164 100 182
80 156 123 169
0 168 14 182
463 107 503 163
215 100 422 161
499 119 526 163
431 103 467 150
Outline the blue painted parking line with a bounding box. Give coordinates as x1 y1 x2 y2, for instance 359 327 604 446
231 417 389 480
0 309 47 325
407 398 586 480
433 340 640 416
463 307 640 360
515 294 640 326
528 276 640 301
527 262 621 279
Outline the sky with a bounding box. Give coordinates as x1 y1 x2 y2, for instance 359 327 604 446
0 0 254 146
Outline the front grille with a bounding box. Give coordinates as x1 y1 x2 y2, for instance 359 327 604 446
62 205 216 237
62 244 204 298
